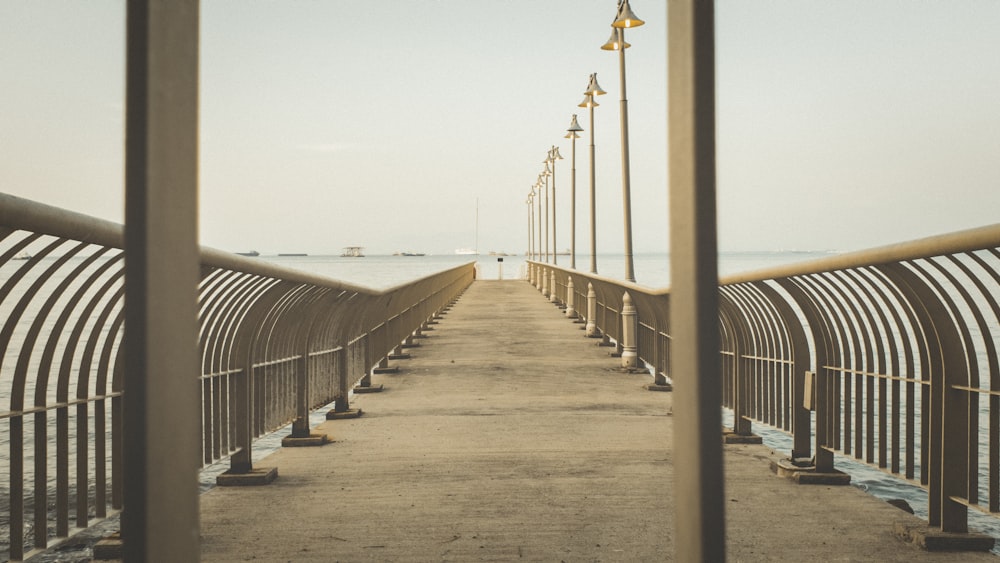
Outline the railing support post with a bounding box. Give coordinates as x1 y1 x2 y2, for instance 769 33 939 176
283 354 329 447
585 283 599 338
333 348 350 412
328 344 362 419
814 368 835 473
549 271 558 304
291 354 311 437
565 276 578 318
621 292 637 369
230 367 253 473
541 266 549 297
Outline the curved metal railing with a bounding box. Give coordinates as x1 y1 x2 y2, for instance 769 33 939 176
0 192 474 560
530 222 1000 538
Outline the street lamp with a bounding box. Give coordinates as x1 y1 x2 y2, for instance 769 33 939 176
527 190 535 261
602 0 644 283
541 163 552 263
565 115 583 270
535 178 544 265
579 73 606 274
547 146 563 265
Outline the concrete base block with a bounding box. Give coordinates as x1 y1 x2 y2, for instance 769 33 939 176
354 383 384 393
894 522 995 552
327 408 363 420
401 342 422 349
373 366 399 374
281 433 331 447
216 466 278 487
598 341 615 347
412 333 429 339
93 532 122 560
388 353 411 360
645 383 673 392
722 430 763 445
770 458 852 485
422 326 436 331
609 351 622 358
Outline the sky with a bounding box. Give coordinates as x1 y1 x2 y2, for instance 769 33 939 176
1 1 998 257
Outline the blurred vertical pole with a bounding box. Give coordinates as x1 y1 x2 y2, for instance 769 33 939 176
123 0 201 561
668 1 724 562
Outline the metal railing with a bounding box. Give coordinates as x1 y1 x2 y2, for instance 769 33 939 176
0 192 474 561
529 222 1000 539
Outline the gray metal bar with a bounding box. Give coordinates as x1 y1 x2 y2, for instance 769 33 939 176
667 1 724 561
122 1 201 561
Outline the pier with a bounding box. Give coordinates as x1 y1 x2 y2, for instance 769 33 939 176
196 280 995 561
4 2 1000 561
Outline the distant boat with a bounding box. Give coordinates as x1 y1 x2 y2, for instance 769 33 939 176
454 248 478 256
341 246 364 258
401 252 425 257
12 252 32 261
278 253 308 257
236 250 260 257
555 249 570 256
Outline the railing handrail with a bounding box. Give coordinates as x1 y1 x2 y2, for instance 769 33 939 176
721 222 1000 285
526 222 1000 291
1 191 474 296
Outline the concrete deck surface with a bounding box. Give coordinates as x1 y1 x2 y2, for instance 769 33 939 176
198 280 996 562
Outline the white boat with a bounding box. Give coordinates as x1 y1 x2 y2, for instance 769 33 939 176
454 248 478 255
341 246 364 257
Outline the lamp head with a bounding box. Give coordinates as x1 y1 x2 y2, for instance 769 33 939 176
578 94 599 108
543 161 552 175
601 27 630 51
567 114 584 133
584 73 606 96
612 0 644 28
550 146 564 160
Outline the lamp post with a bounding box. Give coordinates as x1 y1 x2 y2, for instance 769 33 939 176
548 146 563 265
538 167 552 262
527 190 535 261
579 73 606 274
565 115 583 270
602 0 644 283
541 164 551 263
535 180 543 266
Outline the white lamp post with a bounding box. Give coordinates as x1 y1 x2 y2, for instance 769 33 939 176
565 115 583 270
602 0 644 283
548 146 563 265
579 73 606 274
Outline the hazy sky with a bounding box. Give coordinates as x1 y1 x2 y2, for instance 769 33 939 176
2 1 998 256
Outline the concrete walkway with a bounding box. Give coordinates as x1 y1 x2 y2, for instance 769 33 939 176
199 280 995 562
